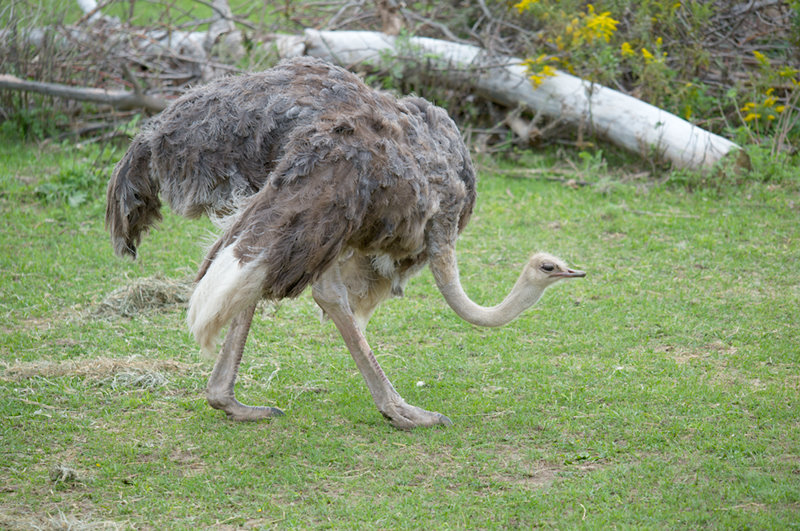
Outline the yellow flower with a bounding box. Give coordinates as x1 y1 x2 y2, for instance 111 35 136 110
566 17 579 35
776 105 786 113
541 64 557 77
513 0 539 13
641 47 655 64
743 113 761 122
752 50 769 66
778 66 799 79
521 54 548 69
584 8 619 42
620 42 634 57
524 54 558 88
529 73 545 87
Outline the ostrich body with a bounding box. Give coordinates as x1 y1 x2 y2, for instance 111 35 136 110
106 57 585 429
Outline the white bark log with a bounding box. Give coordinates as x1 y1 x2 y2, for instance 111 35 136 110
280 29 742 170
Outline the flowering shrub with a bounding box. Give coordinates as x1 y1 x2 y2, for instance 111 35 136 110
513 2 620 87
511 0 798 145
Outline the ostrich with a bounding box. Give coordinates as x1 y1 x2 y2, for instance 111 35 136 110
106 57 585 429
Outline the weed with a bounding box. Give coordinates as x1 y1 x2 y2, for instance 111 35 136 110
0 107 63 141
34 161 105 207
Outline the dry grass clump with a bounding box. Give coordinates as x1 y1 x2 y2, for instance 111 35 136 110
1 356 199 382
41 512 124 530
92 276 193 318
100 368 170 390
0 511 123 531
48 464 86 484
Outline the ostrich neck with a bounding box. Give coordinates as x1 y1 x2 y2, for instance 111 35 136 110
429 248 544 328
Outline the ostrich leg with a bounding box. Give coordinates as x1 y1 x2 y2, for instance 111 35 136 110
206 302 284 421
312 266 452 429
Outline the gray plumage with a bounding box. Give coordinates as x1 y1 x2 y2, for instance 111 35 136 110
106 57 583 429
106 56 475 283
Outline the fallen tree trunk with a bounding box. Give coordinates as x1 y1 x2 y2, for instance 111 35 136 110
0 74 168 112
278 29 744 170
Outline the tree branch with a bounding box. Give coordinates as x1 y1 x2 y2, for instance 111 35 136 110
0 74 168 112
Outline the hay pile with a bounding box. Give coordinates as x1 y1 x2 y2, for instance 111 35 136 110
93 276 193 318
2 356 199 382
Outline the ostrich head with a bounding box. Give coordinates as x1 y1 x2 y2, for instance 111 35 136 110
523 252 586 288
430 249 585 328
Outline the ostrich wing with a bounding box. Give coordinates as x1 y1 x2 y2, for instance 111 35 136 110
207 158 365 299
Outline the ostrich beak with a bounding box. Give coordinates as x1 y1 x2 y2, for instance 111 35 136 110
553 268 586 279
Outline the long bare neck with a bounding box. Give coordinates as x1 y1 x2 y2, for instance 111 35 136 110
429 247 545 327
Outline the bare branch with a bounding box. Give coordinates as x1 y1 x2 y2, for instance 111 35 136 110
0 74 168 112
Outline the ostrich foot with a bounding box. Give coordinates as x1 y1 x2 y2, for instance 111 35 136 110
380 399 453 429
207 395 284 421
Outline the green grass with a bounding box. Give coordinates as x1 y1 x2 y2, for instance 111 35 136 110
1 0 287 32
1 133 799 529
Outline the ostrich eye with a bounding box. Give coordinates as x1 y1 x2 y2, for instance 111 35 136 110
541 262 555 272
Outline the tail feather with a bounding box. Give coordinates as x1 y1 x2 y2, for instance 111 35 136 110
187 243 267 359
105 138 162 258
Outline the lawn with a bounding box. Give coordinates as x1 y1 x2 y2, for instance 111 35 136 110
1 134 798 528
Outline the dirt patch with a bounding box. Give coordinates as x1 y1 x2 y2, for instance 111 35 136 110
655 341 786 392
489 443 603 489
92 276 193 318
169 447 206 478
507 462 561 488
655 340 738 365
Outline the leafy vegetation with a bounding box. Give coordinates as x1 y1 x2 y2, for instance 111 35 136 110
511 0 799 151
34 160 106 207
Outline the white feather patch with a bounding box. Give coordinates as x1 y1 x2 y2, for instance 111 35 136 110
187 244 267 359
